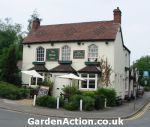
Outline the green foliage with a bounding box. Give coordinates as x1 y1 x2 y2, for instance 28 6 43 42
133 56 150 86
82 96 95 111
0 45 21 86
81 91 96 98
133 55 150 72
36 96 49 107
0 18 23 55
59 97 64 107
69 94 82 104
144 86 150 91
36 96 57 108
64 94 82 111
62 85 79 97
0 81 30 100
95 95 105 110
63 101 79 111
96 88 116 107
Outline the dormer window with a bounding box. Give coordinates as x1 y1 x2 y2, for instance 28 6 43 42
36 46 45 62
88 44 98 62
62 45 71 61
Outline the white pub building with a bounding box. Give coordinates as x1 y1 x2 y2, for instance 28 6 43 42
22 7 132 99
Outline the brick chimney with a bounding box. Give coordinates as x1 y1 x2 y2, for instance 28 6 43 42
32 18 40 31
113 7 122 24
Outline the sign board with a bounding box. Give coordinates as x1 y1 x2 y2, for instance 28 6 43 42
143 71 149 77
38 86 49 97
73 50 85 59
46 49 59 61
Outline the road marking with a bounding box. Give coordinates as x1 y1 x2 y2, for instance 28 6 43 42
126 101 150 120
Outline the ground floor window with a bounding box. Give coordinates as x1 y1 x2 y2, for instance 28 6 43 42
79 73 98 90
31 72 44 85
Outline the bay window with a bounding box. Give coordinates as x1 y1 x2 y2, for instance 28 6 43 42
79 73 98 90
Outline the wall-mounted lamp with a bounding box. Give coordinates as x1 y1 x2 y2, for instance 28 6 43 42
51 42 54 46
105 41 108 45
77 42 81 45
27 44 31 48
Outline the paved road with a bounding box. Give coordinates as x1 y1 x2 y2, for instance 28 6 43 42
0 108 150 127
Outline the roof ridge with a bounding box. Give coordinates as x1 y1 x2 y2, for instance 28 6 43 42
40 20 114 27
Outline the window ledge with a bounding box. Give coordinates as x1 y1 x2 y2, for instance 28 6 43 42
85 61 100 65
32 61 45 65
59 61 72 64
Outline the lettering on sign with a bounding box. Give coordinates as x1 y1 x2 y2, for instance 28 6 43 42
73 50 85 59
38 86 49 96
46 49 59 61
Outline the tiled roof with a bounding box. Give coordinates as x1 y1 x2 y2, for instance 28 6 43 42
78 65 101 74
23 21 120 44
29 65 48 72
49 64 76 73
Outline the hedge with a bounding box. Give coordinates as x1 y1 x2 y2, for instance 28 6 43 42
96 88 116 107
0 81 30 100
36 96 57 108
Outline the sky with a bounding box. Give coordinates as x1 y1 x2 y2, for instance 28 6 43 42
0 0 150 63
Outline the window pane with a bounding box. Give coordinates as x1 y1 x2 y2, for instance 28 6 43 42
37 47 45 61
88 44 98 61
62 45 70 61
81 74 87 77
89 80 95 88
89 73 95 78
81 80 87 88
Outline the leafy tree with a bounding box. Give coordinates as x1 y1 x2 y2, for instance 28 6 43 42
27 10 42 32
133 55 150 86
133 56 150 73
0 18 23 57
0 45 21 86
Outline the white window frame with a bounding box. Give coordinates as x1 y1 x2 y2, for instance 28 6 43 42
88 44 98 62
79 73 98 90
36 46 45 62
61 45 71 61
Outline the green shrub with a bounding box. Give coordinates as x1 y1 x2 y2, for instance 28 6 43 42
82 96 95 111
144 86 150 91
96 88 116 107
36 96 49 107
59 97 64 107
36 96 57 108
81 91 96 98
69 94 82 103
64 101 79 111
0 81 30 100
18 88 30 99
95 95 105 110
63 94 82 111
46 96 57 108
62 85 79 96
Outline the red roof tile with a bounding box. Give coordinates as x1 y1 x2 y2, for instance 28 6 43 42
23 21 120 44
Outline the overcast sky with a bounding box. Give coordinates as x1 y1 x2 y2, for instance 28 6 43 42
0 0 150 63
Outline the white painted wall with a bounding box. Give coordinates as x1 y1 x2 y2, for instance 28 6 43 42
22 32 130 98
